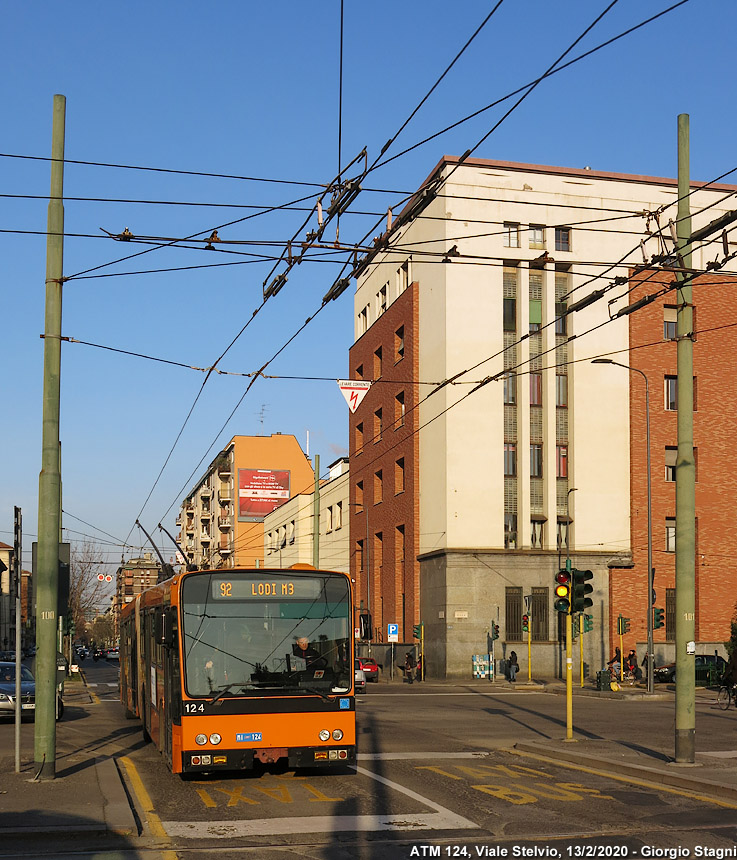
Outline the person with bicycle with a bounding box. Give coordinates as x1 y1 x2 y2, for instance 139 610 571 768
607 646 622 680
625 649 642 681
717 651 737 709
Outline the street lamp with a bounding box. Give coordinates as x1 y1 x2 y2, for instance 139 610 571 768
592 358 654 693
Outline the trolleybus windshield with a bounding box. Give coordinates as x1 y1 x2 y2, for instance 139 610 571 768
181 571 352 699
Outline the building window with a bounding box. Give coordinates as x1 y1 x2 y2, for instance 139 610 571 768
531 587 549 642
504 444 517 477
555 227 571 252
398 260 410 295
395 390 405 427
356 539 364 573
326 506 333 533
358 306 368 335
395 458 405 494
664 306 677 340
503 373 516 405
504 513 517 549
529 225 545 249
355 422 364 453
374 408 383 441
555 302 567 335
665 587 676 640
374 470 383 504
530 444 543 478
374 346 382 379
288 520 295 544
531 520 544 549
335 501 342 530
556 445 568 478
530 373 542 406
356 481 364 512
355 363 363 380
377 283 388 316
396 524 405 563
395 325 405 361
529 299 542 332
503 222 520 248
665 446 677 481
664 376 677 411
556 374 568 407
503 297 516 332
505 587 522 641
665 517 676 552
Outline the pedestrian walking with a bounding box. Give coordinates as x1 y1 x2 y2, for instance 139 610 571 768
404 651 416 685
508 650 519 682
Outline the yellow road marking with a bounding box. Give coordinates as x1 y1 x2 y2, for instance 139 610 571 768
508 748 737 810
119 756 179 860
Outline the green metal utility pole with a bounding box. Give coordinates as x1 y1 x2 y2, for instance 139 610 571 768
312 454 320 568
35 94 66 780
675 113 695 764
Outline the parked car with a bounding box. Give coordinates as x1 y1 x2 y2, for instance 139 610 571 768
0 661 64 720
654 653 726 683
354 659 366 694
358 657 380 682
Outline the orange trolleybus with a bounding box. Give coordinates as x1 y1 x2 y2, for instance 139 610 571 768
119 565 356 775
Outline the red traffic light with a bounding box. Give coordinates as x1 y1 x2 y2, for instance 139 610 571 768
105 575 113 582
555 570 570 586
97 573 104 581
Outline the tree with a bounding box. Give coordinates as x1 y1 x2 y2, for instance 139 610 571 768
89 614 115 646
69 540 112 636
726 601 737 659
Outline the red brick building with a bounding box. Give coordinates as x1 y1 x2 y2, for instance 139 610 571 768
348 282 420 642
610 270 737 661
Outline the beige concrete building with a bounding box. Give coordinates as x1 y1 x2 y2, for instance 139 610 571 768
264 457 350 575
350 156 736 679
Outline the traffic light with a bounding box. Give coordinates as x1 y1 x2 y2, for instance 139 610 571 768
583 614 594 633
413 622 424 640
571 569 593 613
522 614 529 633
617 614 631 635
653 607 664 630
359 612 373 640
491 623 500 640
554 569 571 613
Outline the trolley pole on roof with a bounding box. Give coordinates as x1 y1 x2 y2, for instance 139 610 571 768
35 94 66 780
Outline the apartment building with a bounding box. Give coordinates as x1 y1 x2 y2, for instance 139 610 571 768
177 434 316 570
0 542 15 650
610 270 737 665
350 155 737 678
112 553 160 636
263 457 350 574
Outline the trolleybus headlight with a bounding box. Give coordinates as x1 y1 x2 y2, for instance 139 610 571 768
209 733 222 745
332 729 343 741
195 734 208 746
319 729 331 742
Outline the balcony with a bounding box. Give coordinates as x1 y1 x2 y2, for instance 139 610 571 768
219 546 232 555
218 516 232 530
218 487 232 503
200 510 212 520
200 533 211 543
185 521 195 534
200 487 212 498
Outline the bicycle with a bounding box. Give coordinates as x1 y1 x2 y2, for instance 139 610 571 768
717 683 737 710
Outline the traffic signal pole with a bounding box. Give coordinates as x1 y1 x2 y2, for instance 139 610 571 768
565 605 573 741
675 113 695 764
35 95 66 780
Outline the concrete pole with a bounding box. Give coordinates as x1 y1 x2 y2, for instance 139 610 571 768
675 112 695 764
14 507 22 773
35 94 65 779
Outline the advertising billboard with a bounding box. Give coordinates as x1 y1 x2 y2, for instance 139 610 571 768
237 468 291 522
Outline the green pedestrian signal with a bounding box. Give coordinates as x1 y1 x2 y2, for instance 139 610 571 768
617 614 631 635
583 614 594 633
571 569 594 613
413 622 424 640
554 570 571 613
653 607 664 630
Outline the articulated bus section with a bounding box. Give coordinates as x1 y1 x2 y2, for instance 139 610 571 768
120 566 356 775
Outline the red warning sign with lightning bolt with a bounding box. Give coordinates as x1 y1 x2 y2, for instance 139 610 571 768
337 379 372 413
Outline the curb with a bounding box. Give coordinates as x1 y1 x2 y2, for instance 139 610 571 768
514 741 737 803
96 757 138 835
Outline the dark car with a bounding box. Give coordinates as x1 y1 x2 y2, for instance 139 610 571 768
654 653 726 683
0 661 64 720
358 657 380 682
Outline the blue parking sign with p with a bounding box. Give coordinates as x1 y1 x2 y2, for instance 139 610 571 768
387 623 398 642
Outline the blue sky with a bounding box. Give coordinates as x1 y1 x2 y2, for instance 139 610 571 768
1 0 733 573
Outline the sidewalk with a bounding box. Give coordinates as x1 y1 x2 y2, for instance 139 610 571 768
0 671 138 841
